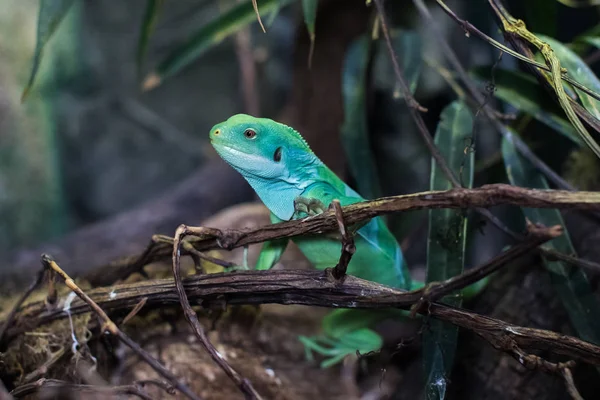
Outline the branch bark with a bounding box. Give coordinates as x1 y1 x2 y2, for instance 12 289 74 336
171 184 600 253
6 267 600 369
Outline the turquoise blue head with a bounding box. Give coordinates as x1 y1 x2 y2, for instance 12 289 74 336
209 114 316 179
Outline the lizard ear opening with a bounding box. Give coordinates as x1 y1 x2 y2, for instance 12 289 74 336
273 147 282 162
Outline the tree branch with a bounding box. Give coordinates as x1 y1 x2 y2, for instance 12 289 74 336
6 224 598 375
82 184 600 283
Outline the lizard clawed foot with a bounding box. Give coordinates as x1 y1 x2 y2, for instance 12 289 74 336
298 328 383 368
293 196 327 218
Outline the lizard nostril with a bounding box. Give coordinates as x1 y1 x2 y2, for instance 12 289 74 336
214 129 221 135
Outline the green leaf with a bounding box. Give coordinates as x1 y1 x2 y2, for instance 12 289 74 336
502 129 600 346
373 29 422 98
470 66 583 146
302 0 318 66
137 0 165 76
423 100 474 400
583 36 600 51
556 0 600 6
340 35 380 199
22 0 76 101
302 0 317 39
265 0 286 27
539 34 600 120
143 0 293 90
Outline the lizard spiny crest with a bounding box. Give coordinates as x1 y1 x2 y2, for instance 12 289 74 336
279 122 313 153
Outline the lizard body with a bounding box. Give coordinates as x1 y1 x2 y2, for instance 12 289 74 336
209 114 439 367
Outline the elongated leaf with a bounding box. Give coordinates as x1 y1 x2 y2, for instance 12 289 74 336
583 36 600 51
137 0 165 75
22 0 76 101
557 0 600 6
502 130 600 346
470 66 582 146
265 0 286 27
143 0 293 90
373 29 422 98
423 100 474 400
340 35 380 199
539 34 600 120
302 0 318 66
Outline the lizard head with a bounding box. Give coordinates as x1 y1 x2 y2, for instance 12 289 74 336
209 114 315 180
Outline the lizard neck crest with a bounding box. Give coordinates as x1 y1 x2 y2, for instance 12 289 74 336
279 123 313 153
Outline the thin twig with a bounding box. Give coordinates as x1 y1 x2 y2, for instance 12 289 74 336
136 379 177 395
373 0 479 197
331 200 356 279
122 297 148 325
10 378 153 400
172 226 262 400
40 255 202 400
0 266 46 347
539 247 600 273
410 221 561 316
561 367 585 400
154 234 237 269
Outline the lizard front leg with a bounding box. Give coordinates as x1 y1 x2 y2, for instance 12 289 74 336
293 196 327 218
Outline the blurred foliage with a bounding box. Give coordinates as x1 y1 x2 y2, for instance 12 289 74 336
4 0 600 397
0 0 78 254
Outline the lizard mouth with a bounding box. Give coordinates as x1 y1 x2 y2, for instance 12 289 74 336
211 141 264 166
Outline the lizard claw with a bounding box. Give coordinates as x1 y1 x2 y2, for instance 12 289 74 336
294 197 327 218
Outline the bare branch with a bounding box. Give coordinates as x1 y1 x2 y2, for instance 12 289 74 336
331 199 356 280
6 225 597 373
85 184 600 283
172 225 262 400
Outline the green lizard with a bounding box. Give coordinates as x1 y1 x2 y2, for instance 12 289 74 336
209 114 482 367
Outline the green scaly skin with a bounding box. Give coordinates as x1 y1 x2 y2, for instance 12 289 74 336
209 114 484 367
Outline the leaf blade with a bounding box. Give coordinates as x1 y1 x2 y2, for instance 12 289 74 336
535 33 600 158
423 100 474 399
340 35 379 199
539 34 600 121
143 0 293 90
22 0 76 101
502 129 600 346
137 0 165 76
302 0 318 67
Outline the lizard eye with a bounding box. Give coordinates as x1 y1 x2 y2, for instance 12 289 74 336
273 147 282 162
244 129 256 139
